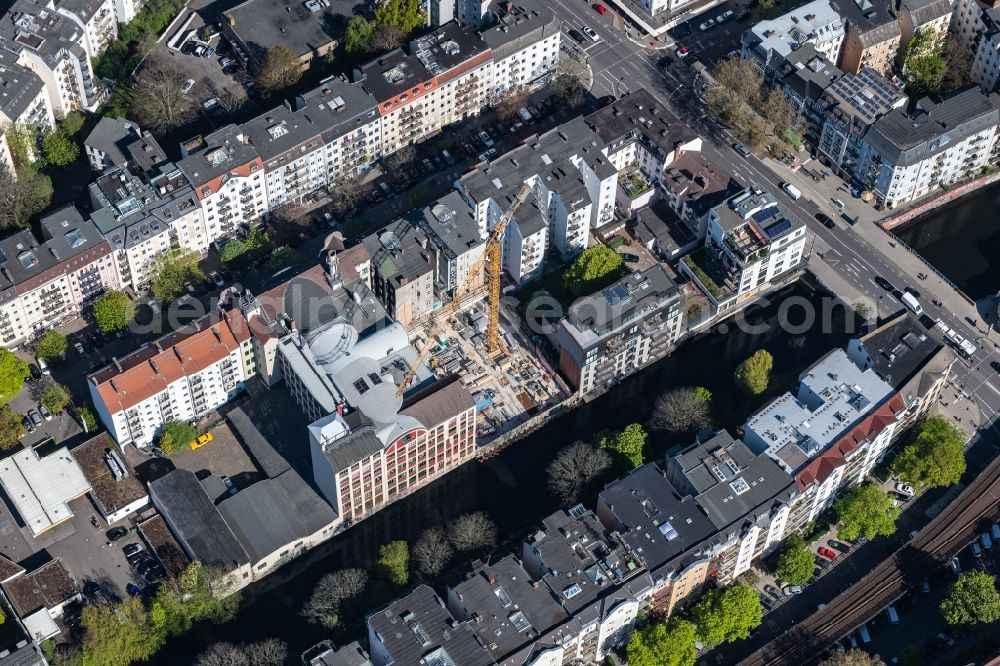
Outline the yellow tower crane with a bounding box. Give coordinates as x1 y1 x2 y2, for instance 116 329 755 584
395 182 533 396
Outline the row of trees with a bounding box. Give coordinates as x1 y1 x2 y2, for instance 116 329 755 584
706 57 798 153
342 0 423 56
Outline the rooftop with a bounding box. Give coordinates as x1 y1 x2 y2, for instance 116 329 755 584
781 44 842 102
0 49 42 123
413 191 483 265
305 642 373 666
136 514 190 577
71 434 147 519
478 0 560 59
412 21 490 76
2 1 85 67
748 0 844 58
631 200 696 255
362 217 437 286
367 585 495 666
830 0 899 41
850 312 942 388
221 0 345 64
84 118 149 170
177 124 263 189
711 187 805 262
0 447 90 536
585 88 700 160
823 67 904 126
2 560 76 617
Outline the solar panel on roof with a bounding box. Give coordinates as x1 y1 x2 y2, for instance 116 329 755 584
751 205 780 225
765 218 792 238
603 284 629 305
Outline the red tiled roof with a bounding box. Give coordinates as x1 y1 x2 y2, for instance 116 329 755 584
91 310 250 414
795 393 906 490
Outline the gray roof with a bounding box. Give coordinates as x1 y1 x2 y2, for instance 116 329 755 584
221 0 345 65
668 431 796 529
478 0 560 60
566 265 678 337
307 642 372 666
355 49 433 104
178 124 261 188
227 406 291 478
54 0 105 23
0 49 42 123
320 421 386 474
632 199 696 253
1 2 85 67
585 88 699 160
901 0 951 26
832 0 900 44
822 67 904 126
781 44 841 102
411 21 490 76
414 191 482 263
852 311 942 388
218 468 338 562
0 643 44 666
597 464 717 572
85 118 142 169
362 216 436 285
148 469 250 570
863 88 1000 167
367 585 496 666
296 76 380 142
448 555 569 660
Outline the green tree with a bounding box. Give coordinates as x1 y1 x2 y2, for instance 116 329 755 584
734 349 773 396
104 84 133 119
93 290 136 333
220 238 249 265
150 249 203 304
344 16 374 53
0 406 24 451
819 651 887 666
378 540 409 586
0 349 28 406
775 534 814 586
255 46 303 97
41 130 79 166
78 406 99 433
158 419 198 454
81 596 163 666
301 568 368 628
41 382 71 414
60 111 85 137
0 165 53 229
626 617 698 666
690 582 763 648
374 0 424 33
940 570 1000 626
834 482 899 541
151 562 241 638
598 423 647 469
264 246 302 273
891 416 966 490
34 330 67 362
563 245 628 297
903 28 947 96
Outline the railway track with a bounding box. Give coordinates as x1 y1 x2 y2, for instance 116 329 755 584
738 455 1000 666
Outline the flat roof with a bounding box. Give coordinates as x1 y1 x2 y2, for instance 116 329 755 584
0 448 90 536
71 434 147 518
2 560 76 617
221 0 345 63
854 312 942 388
585 88 699 159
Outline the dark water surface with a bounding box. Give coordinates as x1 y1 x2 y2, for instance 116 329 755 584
148 281 855 662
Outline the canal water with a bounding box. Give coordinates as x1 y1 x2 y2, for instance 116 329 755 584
148 281 857 663
892 181 1000 300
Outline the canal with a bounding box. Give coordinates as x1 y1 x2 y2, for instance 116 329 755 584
149 280 858 662
892 181 1000 300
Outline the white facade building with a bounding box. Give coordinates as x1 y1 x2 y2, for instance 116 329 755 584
742 0 846 80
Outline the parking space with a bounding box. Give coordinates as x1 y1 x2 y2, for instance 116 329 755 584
150 27 251 115
668 0 751 66
7 378 82 449
133 420 260 490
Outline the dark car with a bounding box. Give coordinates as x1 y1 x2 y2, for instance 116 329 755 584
874 276 894 291
568 29 585 43
828 539 851 553
29 364 41 380
816 213 835 228
126 583 143 596
137 559 160 576
905 286 921 299
22 415 34 433
764 584 782 600
181 41 197 55
991 361 1000 373
760 596 774 611
127 550 151 567
122 542 143 557
106 526 129 541
144 567 167 585
621 253 640 263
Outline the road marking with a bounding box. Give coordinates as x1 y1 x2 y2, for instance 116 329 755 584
984 381 1000 398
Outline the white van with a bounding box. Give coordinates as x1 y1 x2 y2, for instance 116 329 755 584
886 606 899 624
857 624 871 644
781 182 802 200
900 291 923 316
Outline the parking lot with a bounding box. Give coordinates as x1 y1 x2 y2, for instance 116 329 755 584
667 0 754 66
153 29 252 116
7 370 83 449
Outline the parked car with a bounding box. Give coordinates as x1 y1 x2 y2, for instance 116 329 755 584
950 557 961 573
937 632 955 647
74 341 86 356
478 131 494 148
972 541 983 558
203 97 220 111
699 18 715 31
137 559 160 576
874 275 894 291
675 45 691 59
28 410 42 427
828 539 851 553
783 585 803 596
764 584 782 600
816 213 835 228
209 271 225 289
39 404 52 421
181 78 195 94
189 432 213 450
29 364 41 380
22 415 34 433
144 567 167 585
982 532 993 549
202 46 214 58
223 477 238 495
621 253 640 263
920 579 931 594
106 526 129 541
715 9 735 21
127 551 151 567
122 543 143 557
592 3 607 13
583 26 600 41
816 557 831 570
126 583 144 596
895 482 915 496
818 547 837 560
568 28 585 43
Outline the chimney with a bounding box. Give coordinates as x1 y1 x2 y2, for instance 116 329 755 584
226 14 235 25
113 357 122 372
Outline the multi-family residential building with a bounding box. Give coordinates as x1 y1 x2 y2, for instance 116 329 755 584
89 158 208 289
743 348 903 529
368 585 496 666
245 77 381 208
83 117 163 172
356 22 493 154
897 0 951 59
54 0 119 56
459 117 616 284
741 0 846 81
475 0 561 99
178 125 268 240
361 191 484 326
1 0 105 116
553 265 684 397
779 45 843 144
87 309 256 447
0 127 15 172
0 206 119 346
837 0 901 75
817 66 906 178
955 0 1000 91
682 186 807 310
0 49 54 131
853 88 1000 207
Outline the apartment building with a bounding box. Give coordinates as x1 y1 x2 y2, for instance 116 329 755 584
683 186 807 310
897 0 951 58
2 0 105 116
54 0 119 56
817 67 906 179
553 265 684 397
741 0 846 81
89 159 207 289
459 116 616 284
779 45 843 144
853 88 1000 207
88 309 256 447
219 0 340 75
178 125 268 240
0 48 54 131
0 206 118 346
367 585 496 666
476 0 561 99
357 23 493 154
83 117 165 172
837 0 901 75
245 77 381 208
955 0 1000 91
743 349 902 529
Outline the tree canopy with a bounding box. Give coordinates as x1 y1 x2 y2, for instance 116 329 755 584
706 56 798 151
41 382 71 414
690 582 763 648
0 164 53 230
775 534 814 586
819 650 886 666
34 330 67 362
649 386 712 434
301 568 368 628
158 420 198 453
131 58 196 133
835 482 899 542
378 540 409 586
546 440 611 504
374 0 424 34
0 406 24 451
81 596 162 666
150 249 203 304
0 349 28 406
344 16 374 53
563 246 628 297
256 46 303 96
598 423 647 469
891 416 966 490
41 130 80 166
734 349 773 396
93 290 137 333
413 526 453 577
626 617 698 666
903 28 947 97
447 512 497 552
940 570 1000 626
